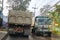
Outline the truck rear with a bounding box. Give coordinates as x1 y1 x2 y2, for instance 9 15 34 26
8 10 32 37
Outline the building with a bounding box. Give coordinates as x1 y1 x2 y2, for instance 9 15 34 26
0 0 3 27
0 0 2 10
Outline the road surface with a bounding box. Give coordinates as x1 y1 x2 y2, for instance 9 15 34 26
0 31 7 40
5 34 60 40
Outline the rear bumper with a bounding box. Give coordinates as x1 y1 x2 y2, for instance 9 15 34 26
8 31 24 35
35 31 52 35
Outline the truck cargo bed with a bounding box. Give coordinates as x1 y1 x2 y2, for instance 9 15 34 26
8 10 32 25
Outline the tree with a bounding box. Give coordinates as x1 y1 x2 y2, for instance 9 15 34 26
55 5 60 26
40 5 51 16
7 0 31 11
48 5 60 34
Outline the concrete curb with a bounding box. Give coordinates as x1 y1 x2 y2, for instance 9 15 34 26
1 33 8 40
0 31 7 33
0 31 8 40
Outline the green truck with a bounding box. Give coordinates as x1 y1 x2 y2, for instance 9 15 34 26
8 10 32 37
32 16 52 37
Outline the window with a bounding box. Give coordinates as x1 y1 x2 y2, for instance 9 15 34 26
35 17 52 25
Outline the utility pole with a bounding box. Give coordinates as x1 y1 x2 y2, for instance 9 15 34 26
32 4 38 27
32 4 37 17
2 0 3 11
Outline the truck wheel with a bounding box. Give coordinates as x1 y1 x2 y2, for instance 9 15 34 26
36 32 43 36
48 33 51 37
9 34 14 36
32 29 35 33
32 29 34 33
24 35 29 37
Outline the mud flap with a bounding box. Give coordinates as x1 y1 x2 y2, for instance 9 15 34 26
24 29 30 37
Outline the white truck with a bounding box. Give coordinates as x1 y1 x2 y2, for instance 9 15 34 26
32 16 52 37
8 10 32 37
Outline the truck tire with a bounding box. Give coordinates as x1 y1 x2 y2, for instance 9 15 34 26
9 34 13 36
24 35 29 37
48 34 51 37
32 29 35 33
36 31 43 36
48 32 51 37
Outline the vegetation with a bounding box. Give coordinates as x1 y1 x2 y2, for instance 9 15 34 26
49 5 60 34
7 0 31 11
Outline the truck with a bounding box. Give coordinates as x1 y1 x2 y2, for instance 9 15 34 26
32 16 52 37
8 10 32 37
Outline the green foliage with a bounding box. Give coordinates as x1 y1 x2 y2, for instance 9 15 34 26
55 5 60 12
49 5 60 34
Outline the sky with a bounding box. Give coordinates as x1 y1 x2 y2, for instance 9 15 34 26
2 0 60 22
3 0 60 16
28 0 60 16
